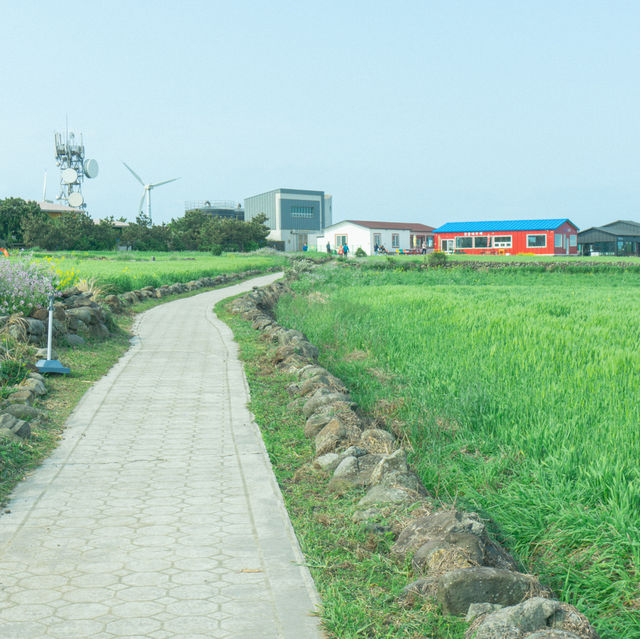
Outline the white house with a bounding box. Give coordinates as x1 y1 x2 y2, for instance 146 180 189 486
317 220 435 255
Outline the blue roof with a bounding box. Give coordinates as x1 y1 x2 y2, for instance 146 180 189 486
433 219 576 233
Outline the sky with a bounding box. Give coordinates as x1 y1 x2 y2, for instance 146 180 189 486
0 1 639 230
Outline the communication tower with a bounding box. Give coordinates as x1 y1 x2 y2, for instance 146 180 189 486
54 128 99 208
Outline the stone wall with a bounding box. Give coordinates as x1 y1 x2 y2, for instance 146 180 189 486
0 270 268 350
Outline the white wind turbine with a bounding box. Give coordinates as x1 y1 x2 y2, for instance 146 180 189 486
123 162 180 223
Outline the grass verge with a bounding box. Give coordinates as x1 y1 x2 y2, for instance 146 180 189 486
216 298 467 639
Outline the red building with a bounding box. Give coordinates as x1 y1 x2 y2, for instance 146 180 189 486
433 219 579 256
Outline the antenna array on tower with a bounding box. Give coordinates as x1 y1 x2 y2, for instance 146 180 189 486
54 129 99 208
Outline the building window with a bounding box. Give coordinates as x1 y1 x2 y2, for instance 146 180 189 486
392 234 400 248
493 236 512 248
569 235 577 247
455 236 473 249
527 234 547 248
373 233 381 247
555 234 563 248
291 206 314 218
474 236 489 248
335 234 347 247
427 236 434 248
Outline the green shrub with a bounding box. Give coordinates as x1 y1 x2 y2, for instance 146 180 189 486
355 247 367 257
428 250 448 267
0 360 29 386
210 245 223 256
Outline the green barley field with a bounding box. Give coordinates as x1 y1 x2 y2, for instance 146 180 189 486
277 264 640 639
33 250 287 293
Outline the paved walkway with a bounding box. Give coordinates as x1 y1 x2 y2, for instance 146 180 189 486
0 273 323 639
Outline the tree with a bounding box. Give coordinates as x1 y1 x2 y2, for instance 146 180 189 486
51 211 98 250
0 198 43 246
22 210 119 250
120 219 169 251
247 213 270 246
136 213 152 228
167 209 211 251
199 213 270 252
90 218 119 250
22 212 60 249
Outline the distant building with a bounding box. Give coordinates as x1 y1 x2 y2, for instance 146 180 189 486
38 201 83 219
433 219 579 255
319 220 435 255
184 201 244 220
577 220 640 256
92 218 129 229
244 188 332 251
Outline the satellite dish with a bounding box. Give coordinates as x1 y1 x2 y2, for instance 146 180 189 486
62 168 78 184
84 158 99 179
68 192 84 207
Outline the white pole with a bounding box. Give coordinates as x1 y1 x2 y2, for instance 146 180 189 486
46 295 54 361
147 188 151 223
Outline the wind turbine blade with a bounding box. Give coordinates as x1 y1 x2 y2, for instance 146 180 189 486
149 177 180 188
123 162 145 186
138 191 147 215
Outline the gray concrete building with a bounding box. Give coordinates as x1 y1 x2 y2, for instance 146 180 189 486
244 188 332 251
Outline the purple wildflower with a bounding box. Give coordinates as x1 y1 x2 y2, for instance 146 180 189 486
0 253 58 316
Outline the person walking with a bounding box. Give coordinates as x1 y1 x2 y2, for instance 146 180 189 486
343 243 349 258
326 241 331 254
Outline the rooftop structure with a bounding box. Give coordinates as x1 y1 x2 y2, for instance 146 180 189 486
38 201 83 219
345 220 435 232
184 201 244 220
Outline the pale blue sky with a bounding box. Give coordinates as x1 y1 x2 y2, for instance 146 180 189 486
0 1 638 229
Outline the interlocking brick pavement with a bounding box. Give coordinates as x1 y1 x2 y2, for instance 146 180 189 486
0 273 323 638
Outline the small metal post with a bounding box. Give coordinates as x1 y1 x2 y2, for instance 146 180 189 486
46 295 54 361
36 294 70 375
